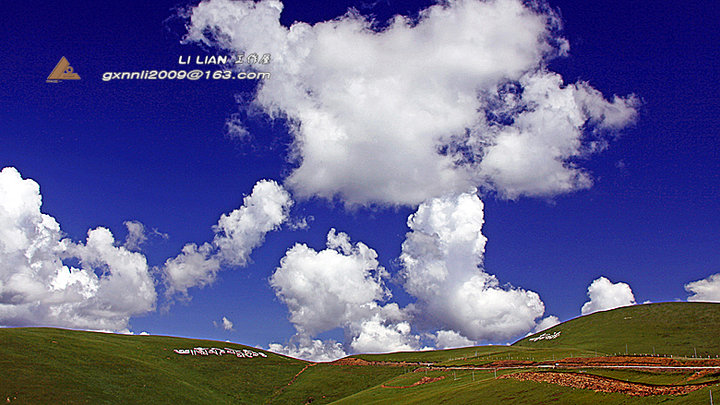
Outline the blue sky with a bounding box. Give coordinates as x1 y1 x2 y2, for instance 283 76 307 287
1 0 718 360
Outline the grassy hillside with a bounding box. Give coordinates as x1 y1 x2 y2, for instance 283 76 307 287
2 303 719 404
515 302 720 357
332 367 717 405
270 363 405 404
0 327 306 404
353 346 597 366
337 303 720 404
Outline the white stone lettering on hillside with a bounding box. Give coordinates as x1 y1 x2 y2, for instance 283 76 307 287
529 331 561 342
173 347 268 358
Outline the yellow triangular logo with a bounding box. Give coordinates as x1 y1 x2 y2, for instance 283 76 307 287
47 57 81 82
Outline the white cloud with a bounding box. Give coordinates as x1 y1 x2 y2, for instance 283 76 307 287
531 315 560 334
181 0 639 351
214 316 234 331
433 330 476 349
163 179 292 296
268 335 347 362
163 243 220 296
122 221 168 251
580 276 636 315
477 71 638 199
270 195 552 356
350 318 416 354
0 167 156 332
269 229 419 360
685 273 720 302
212 179 293 265
270 229 390 336
123 220 147 251
348 309 420 354
184 0 637 206
400 191 546 341
222 316 234 330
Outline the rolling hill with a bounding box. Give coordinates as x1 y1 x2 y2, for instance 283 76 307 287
1 302 718 404
0 328 306 404
515 302 720 357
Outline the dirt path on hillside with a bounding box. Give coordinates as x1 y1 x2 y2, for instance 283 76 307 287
333 356 720 373
267 362 315 402
485 356 720 369
552 356 720 368
500 371 716 396
381 376 446 389
289 363 315 383
330 358 408 367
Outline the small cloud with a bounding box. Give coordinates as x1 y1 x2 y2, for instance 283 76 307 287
123 220 148 251
162 179 293 298
215 316 234 331
432 330 476 349
532 315 560 334
288 215 313 230
581 276 636 315
151 228 169 240
268 335 347 362
123 221 168 251
685 273 720 302
225 114 250 140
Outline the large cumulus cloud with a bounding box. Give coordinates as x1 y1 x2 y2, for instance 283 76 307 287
0 168 294 329
179 0 640 359
400 191 546 341
269 229 420 360
270 194 555 360
0 167 156 332
184 0 637 205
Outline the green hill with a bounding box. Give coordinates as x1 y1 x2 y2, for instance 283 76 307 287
0 327 306 404
1 302 719 404
515 302 720 357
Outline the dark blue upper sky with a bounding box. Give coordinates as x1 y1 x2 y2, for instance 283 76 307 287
1 0 718 349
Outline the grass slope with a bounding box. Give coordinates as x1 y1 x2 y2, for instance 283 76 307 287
270 364 405 404
0 327 306 404
353 346 597 366
515 302 720 357
337 303 720 404
2 303 719 404
333 367 716 405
